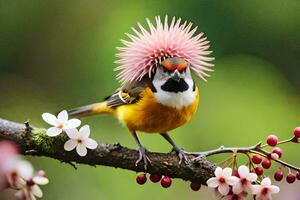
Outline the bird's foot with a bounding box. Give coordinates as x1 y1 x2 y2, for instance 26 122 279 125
173 147 191 165
191 153 206 162
135 146 151 171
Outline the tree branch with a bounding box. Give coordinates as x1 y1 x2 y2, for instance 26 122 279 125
0 118 216 184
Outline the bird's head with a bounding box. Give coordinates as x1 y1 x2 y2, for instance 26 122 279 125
152 57 193 93
159 57 189 82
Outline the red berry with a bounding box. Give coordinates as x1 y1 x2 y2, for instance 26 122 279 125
262 159 272 169
136 173 147 185
272 147 282 158
294 127 300 138
254 167 264 176
274 171 283 181
161 176 172 188
150 174 161 183
251 155 262 164
286 173 296 184
296 172 300 180
190 182 201 191
267 135 278 146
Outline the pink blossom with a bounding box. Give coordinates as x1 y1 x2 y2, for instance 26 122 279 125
252 177 280 200
207 167 238 195
232 165 257 194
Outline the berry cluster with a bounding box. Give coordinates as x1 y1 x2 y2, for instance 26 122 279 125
135 173 201 191
247 129 300 186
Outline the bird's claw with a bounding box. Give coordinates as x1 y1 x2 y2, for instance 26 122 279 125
191 153 206 162
174 148 191 165
135 146 151 170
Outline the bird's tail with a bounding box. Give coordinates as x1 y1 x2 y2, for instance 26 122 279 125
68 102 114 118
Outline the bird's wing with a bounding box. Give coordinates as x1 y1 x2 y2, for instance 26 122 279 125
105 82 145 108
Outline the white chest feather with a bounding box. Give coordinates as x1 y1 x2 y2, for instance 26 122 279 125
152 78 195 109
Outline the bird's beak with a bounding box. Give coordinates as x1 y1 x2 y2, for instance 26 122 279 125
171 70 181 82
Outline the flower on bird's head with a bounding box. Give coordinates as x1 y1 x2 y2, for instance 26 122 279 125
115 15 214 83
64 125 98 157
42 110 81 137
231 165 258 194
252 177 279 200
207 167 238 196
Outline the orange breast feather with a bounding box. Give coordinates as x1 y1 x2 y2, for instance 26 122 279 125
116 87 200 133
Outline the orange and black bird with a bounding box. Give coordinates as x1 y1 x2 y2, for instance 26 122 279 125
68 16 214 169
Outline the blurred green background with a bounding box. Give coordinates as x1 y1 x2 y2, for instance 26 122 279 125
0 0 299 199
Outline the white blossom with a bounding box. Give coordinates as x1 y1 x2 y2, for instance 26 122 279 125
15 175 49 200
64 125 98 156
42 110 81 137
207 167 238 196
252 177 280 200
232 165 257 194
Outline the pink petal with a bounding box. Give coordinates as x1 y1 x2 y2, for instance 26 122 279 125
31 185 43 198
42 113 57 126
222 168 232 177
232 182 243 194
227 176 239 185
218 183 230 196
46 127 62 137
76 144 87 156
214 167 223 177
246 172 258 182
33 176 49 185
65 129 79 139
251 185 261 195
78 125 90 139
207 177 219 188
84 138 98 149
64 119 81 129
261 177 271 187
238 165 249 178
57 110 68 122
64 140 77 151
269 185 280 194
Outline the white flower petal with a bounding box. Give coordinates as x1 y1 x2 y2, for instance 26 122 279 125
42 113 58 126
16 160 34 180
31 185 43 198
33 176 49 185
84 138 98 149
261 177 271 186
238 165 249 178
64 119 81 129
247 172 258 182
30 192 37 200
207 177 219 188
222 167 232 177
214 167 223 177
79 125 90 139
227 176 239 185
218 183 230 196
57 110 68 122
65 129 79 139
76 144 87 156
232 182 243 194
252 185 261 195
46 127 62 137
64 139 78 151
269 185 280 194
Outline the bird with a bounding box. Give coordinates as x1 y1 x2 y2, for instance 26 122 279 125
68 16 214 170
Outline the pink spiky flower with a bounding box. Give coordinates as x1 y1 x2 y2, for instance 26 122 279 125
115 16 214 84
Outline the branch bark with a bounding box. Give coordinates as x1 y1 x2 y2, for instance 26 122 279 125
0 118 216 184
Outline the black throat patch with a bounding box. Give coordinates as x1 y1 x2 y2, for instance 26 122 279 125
161 78 189 93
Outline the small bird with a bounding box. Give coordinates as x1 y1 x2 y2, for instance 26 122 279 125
68 16 214 169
